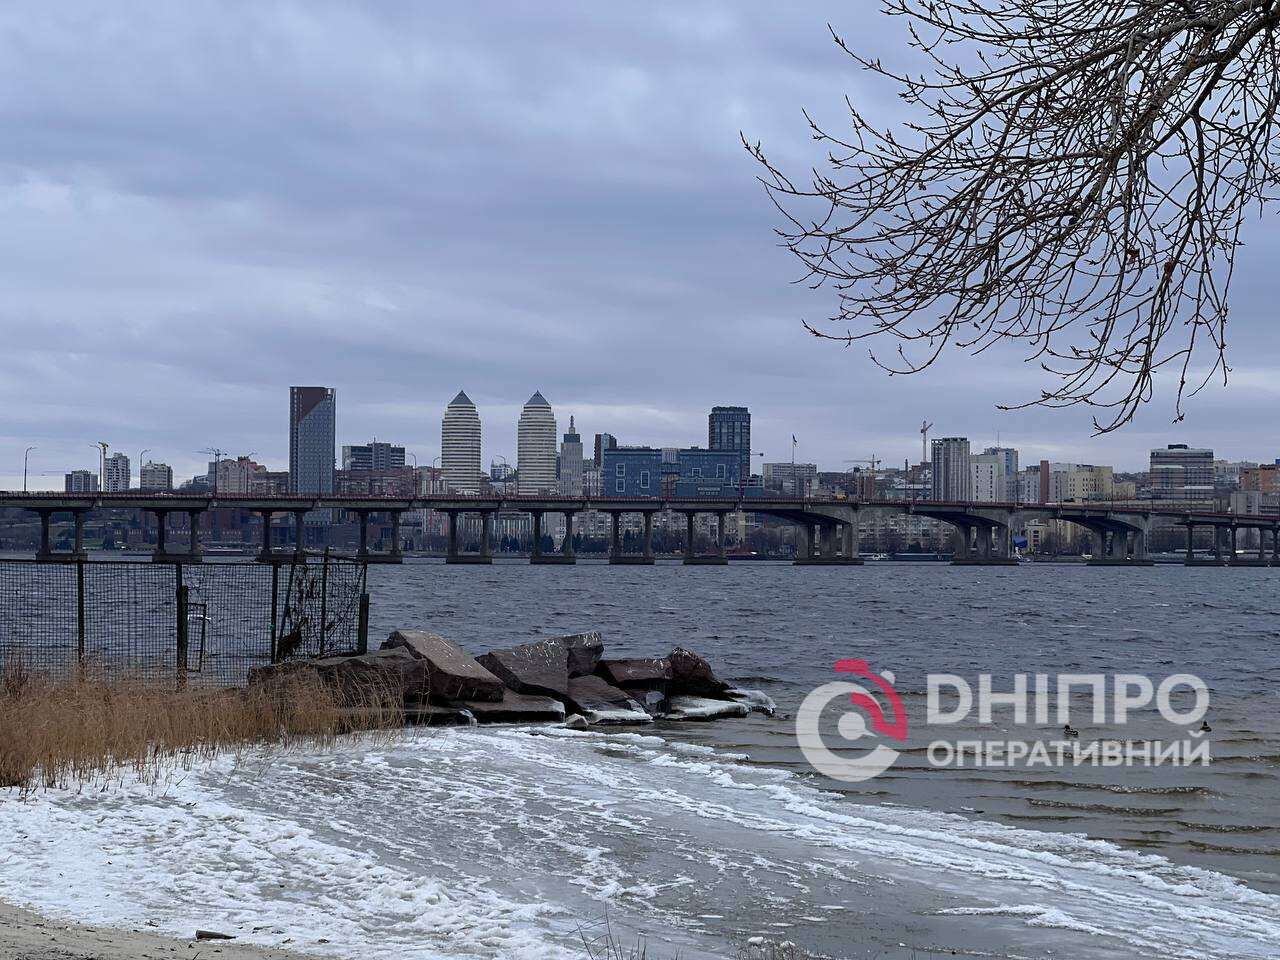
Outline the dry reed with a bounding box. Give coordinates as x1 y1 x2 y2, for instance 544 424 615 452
0 660 404 794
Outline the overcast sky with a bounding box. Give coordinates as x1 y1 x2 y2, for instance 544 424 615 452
2 2 1278 489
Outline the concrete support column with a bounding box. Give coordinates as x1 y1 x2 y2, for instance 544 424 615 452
356 510 370 559
684 513 696 561
447 512 460 559
715 512 727 559
795 523 811 562
642 512 653 561
1133 528 1148 561
72 511 86 559
36 511 52 560
842 522 856 559
1272 528 1279 565
610 512 622 559
1213 527 1224 561
1230 526 1238 560
975 527 992 561
562 512 576 559
1185 524 1195 562
292 511 307 559
952 524 971 561
1091 529 1105 561
1258 529 1267 562
480 512 492 558
258 512 274 561
1109 530 1128 561
187 511 202 557
531 512 544 559
390 511 402 558
154 510 169 557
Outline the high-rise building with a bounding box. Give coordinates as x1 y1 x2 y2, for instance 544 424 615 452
442 390 482 492
559 415 584 496
103 452 131 492
210 456 266 494
65 470 99 492
517 391 558 494
594 432 617 466
1149 443 1213 502
342 441 406 472
140 461 173 491
762 462 818 496
708 406 751 481
971 446 1019 502
289 386 336 495
930 437 971 501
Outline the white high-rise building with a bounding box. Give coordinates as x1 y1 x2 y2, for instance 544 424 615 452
971 446 1019 502
442 390 482 492
103 452 131 492
517 391 558 494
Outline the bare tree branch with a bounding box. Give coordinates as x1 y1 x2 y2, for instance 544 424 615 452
749 0 1280 433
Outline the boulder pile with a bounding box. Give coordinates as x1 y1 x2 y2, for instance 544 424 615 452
250 628 774 728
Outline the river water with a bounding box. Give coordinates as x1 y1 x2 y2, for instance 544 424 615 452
4 558 1279 959
359 559 1280 957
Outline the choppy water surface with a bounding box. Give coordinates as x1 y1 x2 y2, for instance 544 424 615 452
360 560 1280 955
5 560 1280 959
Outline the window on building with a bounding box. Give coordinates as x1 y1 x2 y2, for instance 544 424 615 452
692 467 702 478
616 479 625 493
640 471 650 489
716 464 726 479
616 463 625 477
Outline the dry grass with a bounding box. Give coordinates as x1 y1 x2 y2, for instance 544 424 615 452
0 661 404 794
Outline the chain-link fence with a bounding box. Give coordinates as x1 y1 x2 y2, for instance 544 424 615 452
0 554 369 689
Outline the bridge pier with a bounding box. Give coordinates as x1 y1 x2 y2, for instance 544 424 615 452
948 521 1015 565
682 510 727 565
445 510 493 564
255 510 279 563
795 520 862 565
529 509 576 564
606 510 653 564
1228 524 1270 566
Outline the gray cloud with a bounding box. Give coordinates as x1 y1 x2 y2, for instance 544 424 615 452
2 1 1277 488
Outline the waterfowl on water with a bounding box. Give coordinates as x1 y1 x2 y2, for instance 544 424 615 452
1063 723 1079 739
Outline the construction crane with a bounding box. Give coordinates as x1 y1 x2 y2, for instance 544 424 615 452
920 420 934 465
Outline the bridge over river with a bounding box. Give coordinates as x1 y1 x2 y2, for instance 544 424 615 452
3 492 1276 568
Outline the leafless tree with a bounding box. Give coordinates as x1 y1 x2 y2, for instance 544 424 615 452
748 1 1280 432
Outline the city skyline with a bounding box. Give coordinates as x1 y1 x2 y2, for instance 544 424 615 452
14 381 1280 494
3 4 1280 492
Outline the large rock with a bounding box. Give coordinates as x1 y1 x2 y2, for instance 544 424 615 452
597 657 671 689
249 649 427 704
477 632 604 699
565 675 652 725
381 630 505 702
667 647 730 697
560 632 606 677
449 690 567 724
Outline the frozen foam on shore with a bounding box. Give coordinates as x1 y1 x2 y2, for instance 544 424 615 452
0 726 1277 960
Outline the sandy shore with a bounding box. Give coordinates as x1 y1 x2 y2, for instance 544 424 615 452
0 899 315 960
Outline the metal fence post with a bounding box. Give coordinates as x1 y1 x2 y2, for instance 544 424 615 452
76 556 86 674
175 562 188 690
269 561 280 663
318 547 330 657
357 591 370 654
